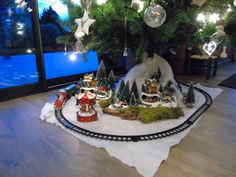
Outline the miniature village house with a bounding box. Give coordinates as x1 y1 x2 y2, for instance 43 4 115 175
147 79 158 94
83 73 96 87
75 91 97 122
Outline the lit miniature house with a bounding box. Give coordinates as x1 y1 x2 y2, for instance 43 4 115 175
75 91 97 122
83 73 96 87
140 79 177 107
141 79 161 106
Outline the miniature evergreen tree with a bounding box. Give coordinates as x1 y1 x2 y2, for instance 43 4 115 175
108 70 116 89
186 83 195 104
141 84 146 92
120 81 130 101
151 72 159 82
110 91 115 104
157 68 162 80
164 80 175 94
129 92 137 106
130 79 139 101
96 60 107 86
151 72 157 79
117 79 125 98
159 84 163 93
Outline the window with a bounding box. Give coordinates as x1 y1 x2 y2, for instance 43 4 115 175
0 0 39 89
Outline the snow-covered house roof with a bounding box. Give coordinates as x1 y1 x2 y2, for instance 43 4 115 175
75 91 96 100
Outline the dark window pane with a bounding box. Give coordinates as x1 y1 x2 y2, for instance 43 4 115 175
0 0 39 89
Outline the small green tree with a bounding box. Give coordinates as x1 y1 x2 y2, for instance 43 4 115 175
108 70 115 89
159 84 163 93
164 80 175 94
120 81 130 101
96 60 107 86
141 84 146 92
117 79 125 98
157 68 162 80
129 92 137 106
186 83 195 104
130 79 139 102
151 72 159 82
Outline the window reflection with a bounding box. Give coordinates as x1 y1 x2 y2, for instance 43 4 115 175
38 0 99 80
0 0 38 89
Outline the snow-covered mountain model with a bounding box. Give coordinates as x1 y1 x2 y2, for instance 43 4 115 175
122 53 183 105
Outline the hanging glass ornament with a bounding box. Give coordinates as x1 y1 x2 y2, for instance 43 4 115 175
144 0 166 28
123 47 128 57
64 43 67 55
123 16 128 57
74 10 95 53
75 39 86 54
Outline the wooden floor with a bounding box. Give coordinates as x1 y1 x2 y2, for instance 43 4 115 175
0 62 236 177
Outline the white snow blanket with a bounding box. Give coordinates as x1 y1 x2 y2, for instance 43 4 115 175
40 84 222 177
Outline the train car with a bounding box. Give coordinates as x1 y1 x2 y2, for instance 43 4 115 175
64 84 77 97
54 89 69 110
54 84 77 110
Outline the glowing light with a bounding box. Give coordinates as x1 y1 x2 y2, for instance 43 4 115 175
69 53 77 61
97 0 107 5
196 13 206 23
71 0 81 5
234 0 236 6
209 13 220 24
15 0 28 8
17 31 24 35
16 22 24 30
15 0 22 3
227 5 232 13
27 7 33 12
16 22 24 35
203 41 217 56
131 0 144 13
26 49 32 53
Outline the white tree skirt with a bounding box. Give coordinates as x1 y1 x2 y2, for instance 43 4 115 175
40 84 222 177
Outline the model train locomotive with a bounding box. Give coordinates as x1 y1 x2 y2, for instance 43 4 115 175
54 84 78 110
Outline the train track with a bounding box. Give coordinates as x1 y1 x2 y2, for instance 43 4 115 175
55 84 212 142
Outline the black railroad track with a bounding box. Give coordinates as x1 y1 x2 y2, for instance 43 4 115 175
55 84 212 142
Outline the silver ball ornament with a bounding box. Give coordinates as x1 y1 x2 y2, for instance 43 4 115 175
144 3 166 28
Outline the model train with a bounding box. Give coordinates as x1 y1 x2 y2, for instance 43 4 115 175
54 84 78 110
